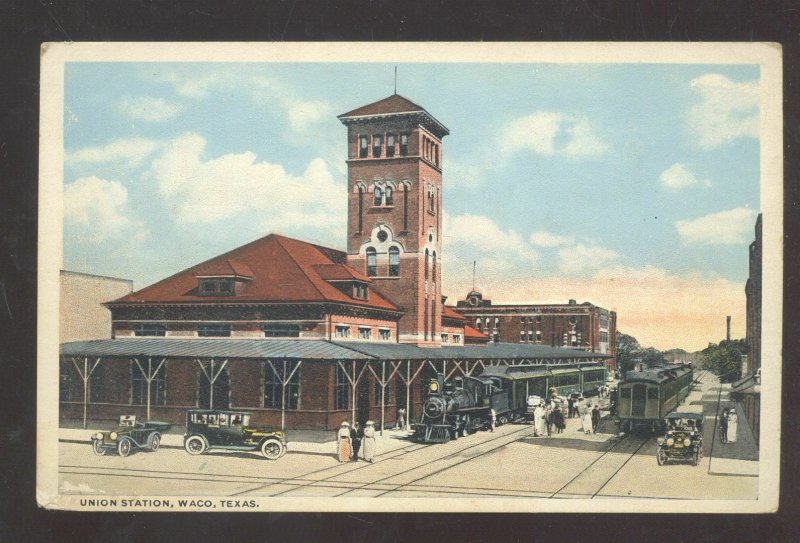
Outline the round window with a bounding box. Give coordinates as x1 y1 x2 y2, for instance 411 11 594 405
377 230 388 242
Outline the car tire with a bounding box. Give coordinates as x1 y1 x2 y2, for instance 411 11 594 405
117 438 132 457
184 435 207 455
656 448 666 466
260 438 284 460
148 433 161 452
498 415 508 425
91 439 106 456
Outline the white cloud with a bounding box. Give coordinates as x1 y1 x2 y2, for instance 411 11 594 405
65 137 160 167
658 163 712 189
63 176 131 241
148 133 345 236
500 112 608 157
675 207 757 245
688 74 759 149
287 100 333 132
444 214 535 256
557 243 620 274
119 96 183 122
159 72 226 98
530 231 575 247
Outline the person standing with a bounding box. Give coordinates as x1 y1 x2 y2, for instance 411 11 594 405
351 421 363 461
395 407 406 430
582 407 593 434
336 421 352 463
553 407 564 434
719 408 729 444
591 405 601 433
545 405 554 436
362 420 377 462
727 409 738 443
533 402 545 437
489 408 497 432
567 397 575 419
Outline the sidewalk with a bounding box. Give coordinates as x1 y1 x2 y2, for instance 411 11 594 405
59 425 416 455
704 380 760 477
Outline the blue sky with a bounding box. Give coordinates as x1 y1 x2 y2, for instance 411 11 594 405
62 61 761 350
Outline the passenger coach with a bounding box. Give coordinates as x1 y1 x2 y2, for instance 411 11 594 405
617 365 693 433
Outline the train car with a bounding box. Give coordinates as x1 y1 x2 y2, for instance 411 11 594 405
617 364 693 433
412 362 605 443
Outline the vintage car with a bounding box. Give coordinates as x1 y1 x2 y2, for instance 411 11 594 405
183 409 287 460
656 412 704 466
91 415 171 457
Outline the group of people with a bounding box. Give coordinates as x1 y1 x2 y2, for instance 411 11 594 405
336 420 377 463
531 400 602 437
718 407 739 444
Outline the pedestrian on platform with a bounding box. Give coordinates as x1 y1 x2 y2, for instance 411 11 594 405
591 405 601 433
362 420 377 462
719 408 729 444
489 408 497 432
351 421 363 461
533 403 545 437
545 406 553 437
582 408 593 434
395 407 406 430
727 409 738 443
567 397 575 419
336 421 352 463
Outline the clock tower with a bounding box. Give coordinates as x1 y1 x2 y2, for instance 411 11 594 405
339 94 449 345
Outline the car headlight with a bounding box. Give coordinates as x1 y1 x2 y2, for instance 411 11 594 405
430 382 439 392
656 438 664 445
94 432 103 440
666 438 674 446
110 432 118 440
684 438 691 446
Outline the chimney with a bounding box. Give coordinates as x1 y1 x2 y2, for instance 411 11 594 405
568 299 576 305
726 316 731 342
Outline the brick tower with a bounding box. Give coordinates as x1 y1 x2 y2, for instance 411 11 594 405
338 94 449 345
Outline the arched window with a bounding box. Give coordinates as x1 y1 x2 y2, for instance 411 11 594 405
374 186 382 206
357 185 364 233
384 186 393 206
389 247 400 276
402 183 409 230
431 251 437 282
424 249 429 280
366 247 377 277
476 318 482 332
428 190 435 213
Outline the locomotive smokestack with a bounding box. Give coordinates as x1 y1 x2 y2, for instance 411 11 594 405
726 315 731 342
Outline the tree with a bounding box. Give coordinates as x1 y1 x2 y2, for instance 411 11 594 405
640 347 667 367
616 332 641 374
702 339 746 383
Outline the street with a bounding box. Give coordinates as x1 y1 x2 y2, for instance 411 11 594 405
58 372 758 501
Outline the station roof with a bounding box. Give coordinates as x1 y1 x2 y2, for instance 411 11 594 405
60 339 609 362
337 94 450 138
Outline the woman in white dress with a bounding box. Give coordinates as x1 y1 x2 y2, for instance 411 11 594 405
582 408 593 434
727 410 738 443
362 420 377 462
533 403 545 437
336 421 352 462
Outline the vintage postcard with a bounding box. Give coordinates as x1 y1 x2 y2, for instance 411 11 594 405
38 42 782 512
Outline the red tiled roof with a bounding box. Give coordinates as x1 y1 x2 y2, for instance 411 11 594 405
338 94 426 118
464 324 490 341
110 234 400 312
441 305 466 322
313 263 371 282
194 259 254 279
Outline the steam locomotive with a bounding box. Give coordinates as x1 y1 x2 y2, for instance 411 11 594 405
412 362 605 443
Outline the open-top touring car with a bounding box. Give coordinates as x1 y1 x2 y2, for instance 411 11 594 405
90 415 171 457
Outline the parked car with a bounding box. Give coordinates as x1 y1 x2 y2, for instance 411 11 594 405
656 412 704 466
91 415 171 457
183 409 287 460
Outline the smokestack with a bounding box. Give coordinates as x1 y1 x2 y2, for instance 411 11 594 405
726 316 731 342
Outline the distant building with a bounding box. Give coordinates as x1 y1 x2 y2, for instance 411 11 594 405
454 292 617 371
733 213 762 442
59 271 133 342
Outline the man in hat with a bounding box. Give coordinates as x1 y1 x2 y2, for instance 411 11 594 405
351 421 363 461
336 421 352 462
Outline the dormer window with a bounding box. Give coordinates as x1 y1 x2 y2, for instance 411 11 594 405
199 278 235 296
352 282 369 300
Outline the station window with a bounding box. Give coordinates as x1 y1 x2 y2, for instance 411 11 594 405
359 135 369 158
131 362 167 406
374 186 383 206
366 248 377 277
452 334 461 344
358 327 371 340
134 323 166 337
199 278 234 296
372 135 383 157
198 324 231 337
263 324 301 338
375 379 391 403
335 365 350 410
441 333 449 343
400 133 409 155
384 186 393 206
264 362 300 409
379 329 391 341
386 134 396 157
335 325 350 338
389 247 400 277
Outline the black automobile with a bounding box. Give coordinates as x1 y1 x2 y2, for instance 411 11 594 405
183 409 287 460
91 415 171 457
656 412 704 466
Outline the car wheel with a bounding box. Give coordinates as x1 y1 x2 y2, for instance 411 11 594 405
117 438 132 457
656 448 666 466
184 435 207 455
91 439 106 456
260 438 284 460
498 415 508 425
148 433 161 452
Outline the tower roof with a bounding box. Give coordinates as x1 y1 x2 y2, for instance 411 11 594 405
338 94 449 138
